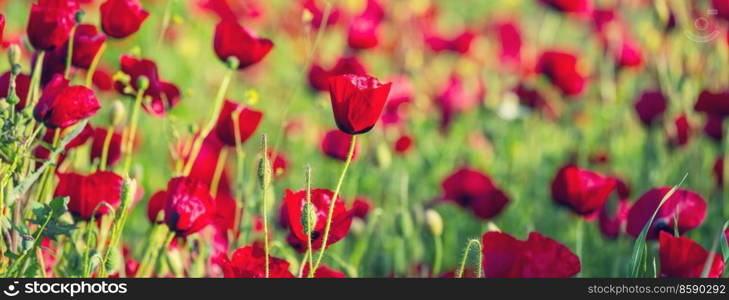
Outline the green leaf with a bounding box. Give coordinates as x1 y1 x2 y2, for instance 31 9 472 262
29 197 75 239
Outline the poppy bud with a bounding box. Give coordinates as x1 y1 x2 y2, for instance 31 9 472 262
7 44 21 67
136 75 149 91
257 135 272 190
100 0 149 39
109 100 126 127
301 202 317 235
425 209 443 237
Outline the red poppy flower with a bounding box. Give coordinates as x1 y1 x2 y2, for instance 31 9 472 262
147 190 166 223
213 99 263 147
669 114 691 147
425 30 476 54
221 243 294 278
184 136 232 197
199 0 264 22
539 0 593 15
394 134 413 154
713 156 723 188
54 171 123 220
92 68 113 91
90 127 122 168
71 24 106 69
0 71 31 110
536 50 586 96
328 74 392 135
283 188 353 252
550 165 616 216
381 75 412 127
100 0 149 39
634 90 667 126
352 196 371 219
268 151 287 179
213 20 273 69
27 0 79 51
694 90 729 118
441 167 509 220
302 264 347 278
39 48 69 85
482 231 581 278
514 83 556 119
704 114 723 142
301 0 340 29
321 129 359 161
115 55 181 116
308 56 368 92
659 231 724 278
598 197 630 239
614 39 643 69
0 14 4 42
493 21 522 67
346 0 384 51
163 176 216 237
34 74 100 129
713 0 729 23
626 187 707 240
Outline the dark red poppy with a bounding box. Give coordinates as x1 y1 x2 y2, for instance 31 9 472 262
0 71 31 110
39 47 68 85
283 188 353 252
115 55 181 116
441 167 509 220
694 90 729 118
704 114 723 142
147 190 166 223
352 196 371 219
212 192 237 231
551 165 616 216
536 50 586 96
425 30 476 54
34 74 100 129
669 114 691 147
634 90 667 126
493 21 522 67
221 243 294 278
90 127 122 167
713 156 723 188
346 0 384 50
54 171 123 220
626 187 707 240
302 264 347 278
71 24 106 69
539 0 592 15
482 231 581 278
659 231 724 278
163 176 216 237
598 197 630 239
213 20 273 69
394 134 413 154
213 99 263 146
100 0 149 39
713 0 729 23
328 74 392 135
308 56 368 92
514 83 556 119
321 129 359 161
27 0 79 51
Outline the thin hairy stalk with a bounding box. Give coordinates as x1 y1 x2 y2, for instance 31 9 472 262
457 239 483 278
122 84 148 176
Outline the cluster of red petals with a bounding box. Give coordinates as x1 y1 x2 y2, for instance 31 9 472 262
329 74 392 135
71 24 106 69
394 134 413 154
550 165 616 216
163 177 216 237
213 20 273 69
0 71 31 110
658 232 724 278
626 187 707 240
100 0 149 39
27 0 79 51
213 99 263 147
221 243 294 278
536 50 586 96
54 171 124 220
482 231 581 278
441 167 509 220
321 129 359 161
282 188 353 252
34 74 100 129
115 55 181 116
634 90 667 127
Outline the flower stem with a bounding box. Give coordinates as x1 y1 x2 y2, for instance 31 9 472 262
64 25 77 79
85 42 106 88
99 126 114 171
27 51 45 108
209 147 228 198
311 134 357 274
456 239 483 278
259 135 272 278
432 234 443 276
98 178 136 277
122 85 148 176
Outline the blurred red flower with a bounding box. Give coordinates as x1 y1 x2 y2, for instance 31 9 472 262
54 171 123 220
551 165 616 216
213 99 263 146
34 74 100 129
658 231 724 278
0 71 31 110
539 0 592 16
302 264 347 278
634 90 667 126
425 29 476 54
598 197 630 239
394 134 413 154
71 24 106 69
482 231 581 277
352 196 371 219
115 55 181 116
90 127 122 168
268 151 287 179
33 124 93 166
100 0 149 39
163 177 216 237
221 243 294 278
536 50 586 96
308 56 368 92
704 114 724 142
27 0 79 51
213 20 273 69
694 90 729 118
321 129 359 161
301 0 340 29
282 188 353 252
668 114 691 147
147 190 167 223
346 0 384 50
626 187 706 240
92 68 113 91
713 156 723 188
0 14 4 42
328 74 391 135
436 74 484 130
441 167 509 220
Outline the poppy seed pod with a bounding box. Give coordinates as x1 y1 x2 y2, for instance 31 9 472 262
301 201 317 235
425 209 443 237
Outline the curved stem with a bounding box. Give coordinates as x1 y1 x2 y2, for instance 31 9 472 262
210 147 228 198
99 126 114 171
64 25 77 79
311 134 357 274
457 239 483 278
182 68 234 176
432 235 443 276
85 42 106 88
122 86 148 176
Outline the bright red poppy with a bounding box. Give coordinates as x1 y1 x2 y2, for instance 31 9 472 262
70 24 106 69
100 0 149 39
34 74 100 129
482 231 581 278
308 56 368 92
213 20 273 69
551 165 616 216
536 50 586 96
115 55 181 116
283 188 353 252
213 99 263 147
54 171 123 220
221 243 294 278
27 0 79 51
321 129 359 161
163 177 216 237
658 231 724 278
328 74 392 135
0 71 31 110
441 167 509 220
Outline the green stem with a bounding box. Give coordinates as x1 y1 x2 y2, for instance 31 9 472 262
85 43 106 88
99 126 114 171
457 239 483 278
122 86 148 176
98 178 136 277
262 168 270 278
65 25 77 79
433 235 443 276
311 134 357 274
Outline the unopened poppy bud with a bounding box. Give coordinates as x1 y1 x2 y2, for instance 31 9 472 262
136 75 150 91
301 202 317 235
425 209 443 237
7 44 20 67
257 134 272 189
396 209 414 237
109 100 126 127
75 10 85 23
350 218 365 236
302 9 314 24
226 56 240 70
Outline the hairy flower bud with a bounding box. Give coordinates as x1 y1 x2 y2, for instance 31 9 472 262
7 44 21 67
425 209 443 237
